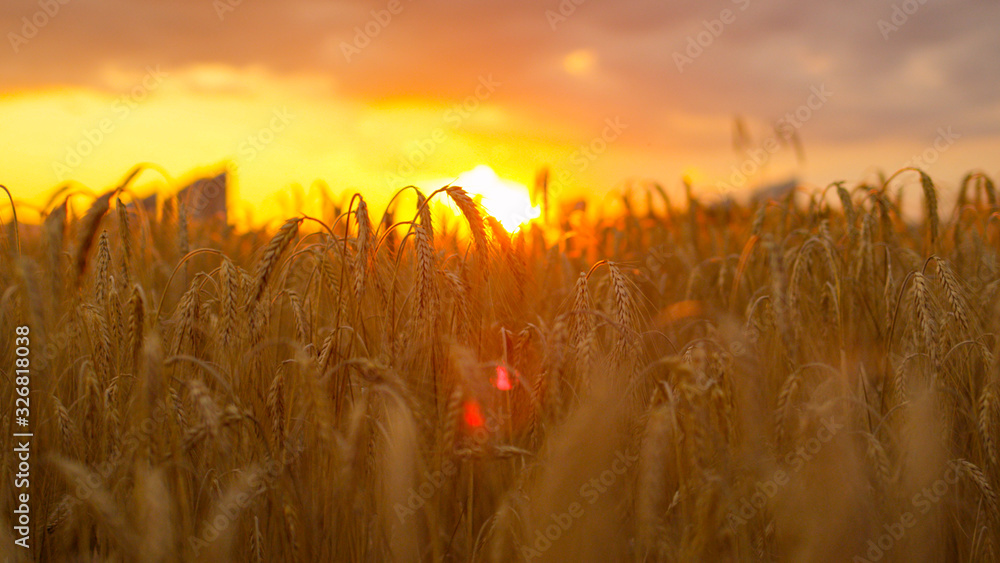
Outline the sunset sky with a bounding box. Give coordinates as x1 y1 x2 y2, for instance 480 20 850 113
1 0 998 222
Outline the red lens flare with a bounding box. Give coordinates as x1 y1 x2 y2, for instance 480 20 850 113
494 365 512 391
463 399 484 428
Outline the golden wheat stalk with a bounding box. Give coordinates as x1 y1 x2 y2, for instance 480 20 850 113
250 217 301 304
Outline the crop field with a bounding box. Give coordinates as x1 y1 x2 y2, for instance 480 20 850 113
1 167 999 561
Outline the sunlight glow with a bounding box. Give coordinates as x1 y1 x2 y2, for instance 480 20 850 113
681 167 706 186
450 165 540 232
564 49 596 75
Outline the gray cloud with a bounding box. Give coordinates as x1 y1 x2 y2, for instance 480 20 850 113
1 0 997 160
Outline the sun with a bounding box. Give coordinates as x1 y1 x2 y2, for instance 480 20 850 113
449 165 540 232
563 49 596 75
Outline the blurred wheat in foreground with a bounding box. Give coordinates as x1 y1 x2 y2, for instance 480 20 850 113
2 166 1000 562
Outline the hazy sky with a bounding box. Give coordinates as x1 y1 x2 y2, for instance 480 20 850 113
1 0 998 218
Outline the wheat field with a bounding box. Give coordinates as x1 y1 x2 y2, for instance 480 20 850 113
2 166 1000 562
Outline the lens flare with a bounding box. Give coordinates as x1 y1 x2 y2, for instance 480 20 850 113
494 366 512 391
463 399 484 428
451 165 540 232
